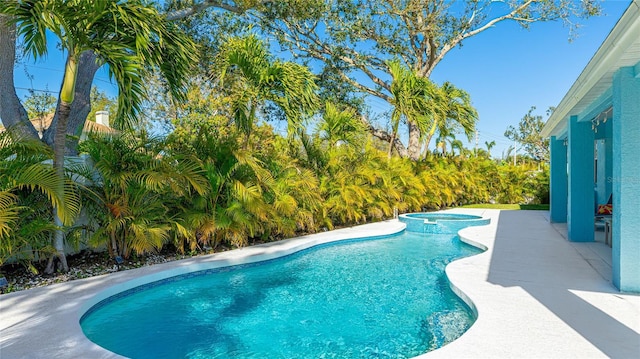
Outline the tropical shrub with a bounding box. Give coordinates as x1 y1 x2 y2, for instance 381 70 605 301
166 118 322 251
0 122 550 271
76 131 207 259
0 129 78 270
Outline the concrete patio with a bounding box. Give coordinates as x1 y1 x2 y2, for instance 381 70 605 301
425 209 640 358
1 209 639 358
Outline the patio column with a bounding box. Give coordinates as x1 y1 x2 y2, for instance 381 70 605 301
612 64 640 292
567 115 594 242
549 136 567 223
604 120 613 201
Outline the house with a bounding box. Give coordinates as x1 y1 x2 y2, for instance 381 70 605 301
540 0 640 292
0 110 115 139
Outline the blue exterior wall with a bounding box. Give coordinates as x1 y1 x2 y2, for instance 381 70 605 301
605 119 613 203
567 116 595 242
612 64 640 292
550 136 568 223
602 119 613 205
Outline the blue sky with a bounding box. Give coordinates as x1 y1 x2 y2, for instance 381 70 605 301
427 0 631 158
7 0 631 158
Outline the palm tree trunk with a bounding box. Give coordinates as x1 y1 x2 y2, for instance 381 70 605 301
109 232 116 258
45 55 78 274
45 101 72 274
0 15 39 140
358 115 409 158
407 121 421 161
42 51 101 154
387 133 396 158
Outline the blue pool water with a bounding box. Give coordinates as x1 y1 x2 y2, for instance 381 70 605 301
81 231 482 358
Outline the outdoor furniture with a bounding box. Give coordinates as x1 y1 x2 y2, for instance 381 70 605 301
595 194 613 247
601 216 613 247
595 214 612 247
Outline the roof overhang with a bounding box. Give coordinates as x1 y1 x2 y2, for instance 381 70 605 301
541 0 640 139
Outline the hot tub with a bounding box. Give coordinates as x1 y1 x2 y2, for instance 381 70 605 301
399 212 490 234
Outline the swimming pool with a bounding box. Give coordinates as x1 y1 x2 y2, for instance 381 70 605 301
81 231 482 358
399 212 490 234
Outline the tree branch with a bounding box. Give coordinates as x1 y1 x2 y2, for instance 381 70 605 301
428 0 535 76
358 114 408 157
274 17 392 95
337 71 391 102
166 0 247 20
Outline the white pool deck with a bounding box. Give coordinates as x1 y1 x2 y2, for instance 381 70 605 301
1 209 639 358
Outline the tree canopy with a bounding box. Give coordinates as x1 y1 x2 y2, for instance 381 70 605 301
1 0 601 160
504 106 551 162
255 0 599 158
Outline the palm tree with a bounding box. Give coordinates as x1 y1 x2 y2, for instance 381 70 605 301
421 82 478 158
451 139 466 157
215 34 319 139
317 102 364 149
386 61 477 160
485 140 496 157
0 129 79 269
387 60 437 158
294 103 365 177
0 0 197 272
435 130 456 156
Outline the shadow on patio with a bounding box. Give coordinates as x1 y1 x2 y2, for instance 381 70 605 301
487 210 639 357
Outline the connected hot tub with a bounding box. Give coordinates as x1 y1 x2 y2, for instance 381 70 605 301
399 212 490 234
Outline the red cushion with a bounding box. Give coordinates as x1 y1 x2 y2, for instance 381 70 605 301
597 204 612 215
